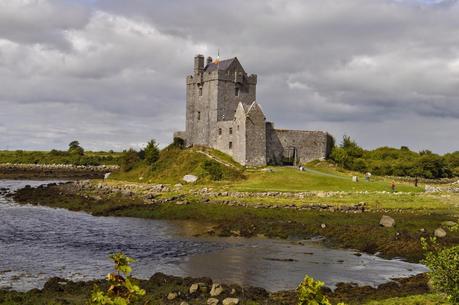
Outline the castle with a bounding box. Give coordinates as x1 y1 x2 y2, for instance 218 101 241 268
174 55 333 166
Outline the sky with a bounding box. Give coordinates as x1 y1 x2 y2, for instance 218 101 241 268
0 0 458 153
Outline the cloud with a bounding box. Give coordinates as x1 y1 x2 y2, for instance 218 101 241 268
0 0 458 153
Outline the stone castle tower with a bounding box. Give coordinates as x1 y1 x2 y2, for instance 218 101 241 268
175 55 333 166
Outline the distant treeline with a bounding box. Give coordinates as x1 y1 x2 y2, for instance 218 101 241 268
330 136 459 179
0 141 122 166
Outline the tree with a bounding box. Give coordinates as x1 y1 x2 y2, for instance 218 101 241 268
144 139 160 165
68 140 84 156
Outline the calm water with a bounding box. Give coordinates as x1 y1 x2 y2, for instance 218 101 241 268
0 180 428 292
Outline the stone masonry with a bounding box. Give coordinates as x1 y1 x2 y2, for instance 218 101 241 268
174 55 333 166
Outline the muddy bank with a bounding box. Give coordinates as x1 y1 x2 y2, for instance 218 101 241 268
0 164 118 179
0 272 431 305
11 182 459 262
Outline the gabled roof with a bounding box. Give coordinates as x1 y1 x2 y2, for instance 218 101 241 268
204 57 237 72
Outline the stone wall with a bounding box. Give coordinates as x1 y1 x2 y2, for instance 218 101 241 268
266 128 333 165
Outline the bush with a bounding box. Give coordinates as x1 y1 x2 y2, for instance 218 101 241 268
120 149 141 172
422 237 459 304
202 159 224 180
88 252 145 305
297 275 346 305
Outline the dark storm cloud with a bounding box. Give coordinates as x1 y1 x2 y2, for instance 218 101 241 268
0 0 458 152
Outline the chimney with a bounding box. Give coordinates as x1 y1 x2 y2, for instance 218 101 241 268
194 54 204 74
206 56 213 65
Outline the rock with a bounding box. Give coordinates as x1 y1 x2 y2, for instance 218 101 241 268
183 174 198 183
223 298 240 305
441 221 457 227
434 228 447 238
189 283 199 294
207 298 219 305
210 283 224 297
425 185 441 193
104 172 111 179
261 168 273 172
167 292 178 300
379 215 395 228
320 223 326 229
174 183 183 189
180 302 190 305
352 176 359 182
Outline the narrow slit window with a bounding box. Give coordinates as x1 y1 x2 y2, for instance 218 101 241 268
218 128 222 135
229 127 233 135
197 111 201 120
229 142 233 149
235 87 239 97
199 87 203 96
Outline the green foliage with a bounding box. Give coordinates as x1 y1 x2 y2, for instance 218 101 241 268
422 232 459 304
171 137 185 149
297 275 346 305
329 136 457 178
143 139 160 165
119 149 141 172
68 141 84 156
0 150 122 166
202 159 224 180
87 252 145 305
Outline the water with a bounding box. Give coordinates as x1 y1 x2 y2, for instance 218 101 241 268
0 180 428 292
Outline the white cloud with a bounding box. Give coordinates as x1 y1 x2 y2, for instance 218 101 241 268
1 0 459 153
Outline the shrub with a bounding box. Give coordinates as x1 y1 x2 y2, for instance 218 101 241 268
422 236 459 304
297 275 346 305
88 252 145 305
120 149 141 172
202 159 224 180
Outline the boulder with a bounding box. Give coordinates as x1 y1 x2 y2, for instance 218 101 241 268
167 292 178 300
183 174 198 183
434 228 447 238
189 283 199 294
207 298 219 305
210 283 224 297
379 215 395 228
223 298 240 305
425 185 441 193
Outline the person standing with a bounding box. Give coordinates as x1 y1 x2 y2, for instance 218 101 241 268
414 177 419 187
391 180 396 193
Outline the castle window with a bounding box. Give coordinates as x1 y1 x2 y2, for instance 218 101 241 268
235 87 239 97
229 127 233 135
237 125 239 131
229 142 233 149
197 111 201 120
199 87 203 96
218 128 222 135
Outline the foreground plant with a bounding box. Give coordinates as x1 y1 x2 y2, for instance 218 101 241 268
422 232 459 304
87 252 146 305
297 275 346 305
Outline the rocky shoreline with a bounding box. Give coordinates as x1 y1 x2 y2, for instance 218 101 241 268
0 163 118 179
0 272 431 305
10 180 459 262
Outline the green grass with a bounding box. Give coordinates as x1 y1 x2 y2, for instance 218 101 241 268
0 150 122 165
230 166 421 193
111 146 244 184
364 293 450 304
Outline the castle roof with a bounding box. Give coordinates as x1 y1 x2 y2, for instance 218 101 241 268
204 58 236 72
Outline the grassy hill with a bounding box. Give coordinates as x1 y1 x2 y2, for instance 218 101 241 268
110 146 245 184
